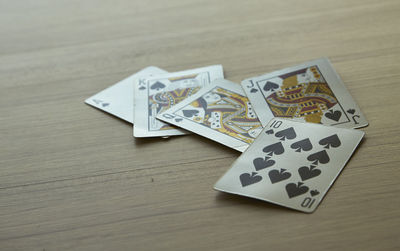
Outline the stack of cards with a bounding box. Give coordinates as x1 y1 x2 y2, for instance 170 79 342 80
85 58 368 213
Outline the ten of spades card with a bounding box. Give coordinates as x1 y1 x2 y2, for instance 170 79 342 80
133 65 224 137
241 58 368 129
85 66 167 123
157 79 263 152
214 118 364 213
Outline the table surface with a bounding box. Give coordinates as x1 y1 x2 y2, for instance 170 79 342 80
1 0 399 250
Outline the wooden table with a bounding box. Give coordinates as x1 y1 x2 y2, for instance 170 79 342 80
1 0 399 250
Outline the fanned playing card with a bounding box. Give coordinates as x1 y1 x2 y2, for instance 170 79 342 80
214 118 364 213
241 58 368 129
85 66 167 123
157 79 263 152
133 65 224 137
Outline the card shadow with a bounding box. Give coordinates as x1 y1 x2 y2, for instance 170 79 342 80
133 134 182 146
214 192 298 214
190 134 240 155
85 103 132 127
133 133 239 156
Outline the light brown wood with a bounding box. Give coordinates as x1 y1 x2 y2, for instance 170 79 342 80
1 0 399 250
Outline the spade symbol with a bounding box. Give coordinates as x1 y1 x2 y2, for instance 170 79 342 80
285 182 309 198
239 172 262 187
347 109 356 114
250 88 258 93
102 103 110 107
325 110 342 122
92 99 102 105
290 138 312 152
268 169 291 184
253 157 275 171
307 150 330 165
139 86 146 90
319 134 341 149
263 81 279 92
182 109 199 118
150 81 166 91
262 142 285 156
275 127 296 141
265 129 274 135
298 166 321 181
310 190 320 197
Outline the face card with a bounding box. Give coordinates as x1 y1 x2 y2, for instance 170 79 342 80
133 65 224 137
241 58 368 129
157 79 263 152
214 118 364 213
85 66 167 123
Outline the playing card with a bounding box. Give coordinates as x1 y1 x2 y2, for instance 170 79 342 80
214 118 364 213
133 65 224 137
241 58 368 129
85 66 167 123
157 79 262 152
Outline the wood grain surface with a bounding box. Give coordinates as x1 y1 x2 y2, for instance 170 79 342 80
1 0 399 250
